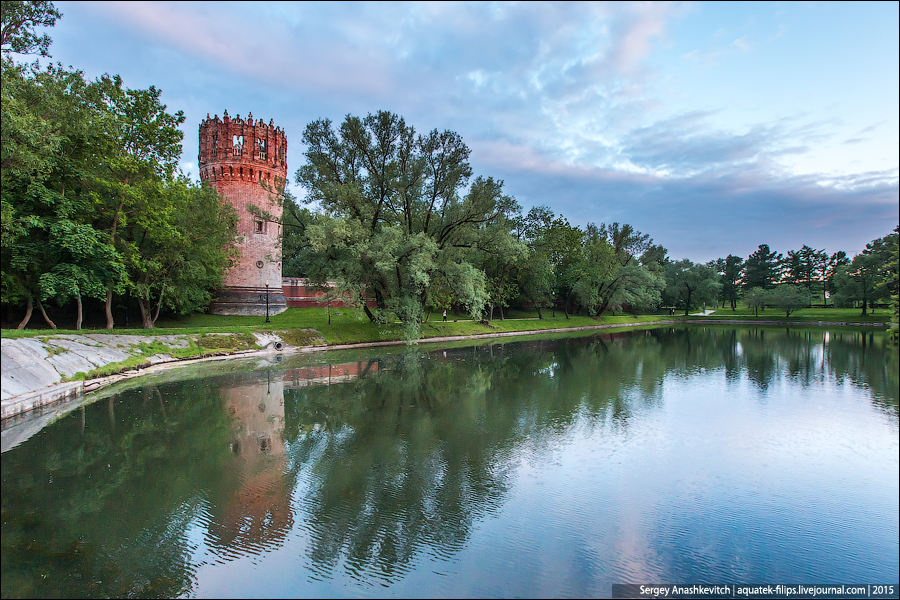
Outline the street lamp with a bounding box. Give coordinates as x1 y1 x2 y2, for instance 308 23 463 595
265 280 270 323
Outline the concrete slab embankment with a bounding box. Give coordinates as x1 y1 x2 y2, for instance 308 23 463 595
1 332 285 421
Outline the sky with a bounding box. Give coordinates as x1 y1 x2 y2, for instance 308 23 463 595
34 1 900 262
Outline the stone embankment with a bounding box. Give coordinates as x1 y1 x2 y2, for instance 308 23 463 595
1 332 289 419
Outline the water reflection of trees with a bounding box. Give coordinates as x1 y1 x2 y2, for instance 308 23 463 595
281 327 897 584
1 369 296 599
1 379 236 598
278 331 707 582
2 327 896 597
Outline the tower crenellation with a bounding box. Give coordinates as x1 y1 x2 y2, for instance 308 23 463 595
200 110 288 316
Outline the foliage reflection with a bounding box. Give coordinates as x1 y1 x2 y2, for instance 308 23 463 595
1 326 895 597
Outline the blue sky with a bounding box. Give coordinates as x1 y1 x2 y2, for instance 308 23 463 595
39 1 899 262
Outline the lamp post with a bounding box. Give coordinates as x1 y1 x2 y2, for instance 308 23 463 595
265 280 270 323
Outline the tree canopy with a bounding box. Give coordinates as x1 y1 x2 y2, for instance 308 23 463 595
2 4 238 329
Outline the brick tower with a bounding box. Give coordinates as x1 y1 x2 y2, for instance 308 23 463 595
199 110 288 316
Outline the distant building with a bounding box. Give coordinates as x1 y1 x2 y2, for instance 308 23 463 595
199 111 288 316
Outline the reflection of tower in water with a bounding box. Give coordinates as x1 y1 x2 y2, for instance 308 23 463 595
208 370 293 555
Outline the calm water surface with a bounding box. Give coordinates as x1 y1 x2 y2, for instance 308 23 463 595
2 327 898 598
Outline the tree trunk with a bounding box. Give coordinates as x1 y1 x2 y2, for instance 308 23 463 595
536 305 543 319
75 294 82 330
105 285 114 330
138 298 154 329
363 303 376 322
861 292 867 316
151 288 164 326
499 305 505 320
36 298 57 329
16 297 33 330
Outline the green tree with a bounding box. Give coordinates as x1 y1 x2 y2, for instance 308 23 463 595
744 244 782 290
833 231 898 316
89 77 186 328
534 211 584 318
296 111 522 339
280 190 315 278
1 0 60 57
1 59 126 328
123 178 238 328
765 285 809 317
665 259 721 316
876 225 899 341
39 220 123 329
744 287 767 316
824 250 849 306
782 245 826 305
715 254 744 311
573 222 658 317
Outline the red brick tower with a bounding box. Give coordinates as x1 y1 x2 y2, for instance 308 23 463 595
199 111 288 316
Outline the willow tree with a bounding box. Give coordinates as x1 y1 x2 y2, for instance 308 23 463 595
573 222 662 317
296 111 522 339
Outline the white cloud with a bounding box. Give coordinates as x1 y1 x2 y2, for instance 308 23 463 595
733 36 752 51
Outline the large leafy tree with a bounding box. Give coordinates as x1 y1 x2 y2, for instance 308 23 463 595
833 230 897 315
296 111 522 338
765 285 809 317
117 178 237 328
88 77 186 328
665 259 721 316
1 59 128 328
524 208 584 318
2 6 236 329
877 225 899 341
573 222 660 317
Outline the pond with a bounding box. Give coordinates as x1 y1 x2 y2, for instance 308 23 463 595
2 326 898 598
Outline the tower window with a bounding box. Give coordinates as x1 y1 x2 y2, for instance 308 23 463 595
257 138 266 160
255 221 264 233
232 134 243 156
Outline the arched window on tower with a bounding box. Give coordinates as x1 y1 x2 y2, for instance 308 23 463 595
257 138 266 160
232 134 243 157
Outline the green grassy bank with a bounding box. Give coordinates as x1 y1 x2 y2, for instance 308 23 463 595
1 307 667 344
2 306 888 344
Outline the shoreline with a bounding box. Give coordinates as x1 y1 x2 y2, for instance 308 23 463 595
1 318 889 424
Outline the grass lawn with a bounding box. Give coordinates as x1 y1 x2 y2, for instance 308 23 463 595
1 305 888 343
2 307 668 343
674 306 888 323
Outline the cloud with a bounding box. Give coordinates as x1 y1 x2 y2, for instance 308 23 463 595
732 36 752 51
51 1 897 264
